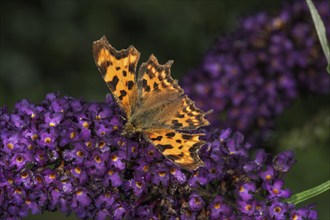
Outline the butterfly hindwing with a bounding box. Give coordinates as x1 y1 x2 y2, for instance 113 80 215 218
137 55 183 103
93 36 140 116
136 56 210 131
144 129 205 170
164 95 210 130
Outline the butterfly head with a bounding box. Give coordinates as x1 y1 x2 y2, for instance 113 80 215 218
121 121 139 138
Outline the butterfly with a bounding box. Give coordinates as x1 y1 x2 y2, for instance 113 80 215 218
92 36 211 170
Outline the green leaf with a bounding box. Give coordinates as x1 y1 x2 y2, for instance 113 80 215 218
286 180 330 205
306 0 330 74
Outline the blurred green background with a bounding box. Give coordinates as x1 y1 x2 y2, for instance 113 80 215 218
0 1 328 219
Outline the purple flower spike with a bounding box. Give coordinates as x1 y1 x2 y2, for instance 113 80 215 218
182 0 330 145
259 165 276 182
290 205 318 220
265 179 292 199
44 112 63 127
238 182 256 201
95 192 116 209
209 196 232 219
188 193 205 212
72 189 92 208
1 93 318 219
269 200 288 220
273 150 296 172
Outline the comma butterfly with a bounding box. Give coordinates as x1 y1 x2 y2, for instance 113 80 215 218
92 36 211 170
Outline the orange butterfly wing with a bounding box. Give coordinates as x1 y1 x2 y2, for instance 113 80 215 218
93 36 140 117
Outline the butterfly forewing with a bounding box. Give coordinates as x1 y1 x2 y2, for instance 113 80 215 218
93 36 140 117
137 55 183 103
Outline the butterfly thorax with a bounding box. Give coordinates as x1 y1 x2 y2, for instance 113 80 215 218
121 120 142 138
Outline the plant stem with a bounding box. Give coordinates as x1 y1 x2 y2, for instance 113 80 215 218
286 180 330 205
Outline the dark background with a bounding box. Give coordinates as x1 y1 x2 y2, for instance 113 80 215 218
0 1 329 219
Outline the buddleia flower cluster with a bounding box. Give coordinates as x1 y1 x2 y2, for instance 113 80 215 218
182 0 330 144
0 94 317 219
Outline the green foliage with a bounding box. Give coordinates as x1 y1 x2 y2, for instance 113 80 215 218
306 0 330 73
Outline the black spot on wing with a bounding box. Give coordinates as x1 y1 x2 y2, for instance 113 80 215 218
182 134 192 140
129 63 135 73
186 119 195 127
138 78 150 93
118 90 127 100
106 60 113 66
172 119 183 128
127 81 134 90
166 152 185 162
156 66 164 73
99 60 112 77
116 66 121 71
196 115 203 120
165 132 176 138
146 68 155 79
153 82 159 91
187 112 194 117
107 75 119 91
145 85 151 92
99 63 107 77
166 154 181 161
151 136 163 141
157 144 173 152
190 142 204 153
122 70 127 77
